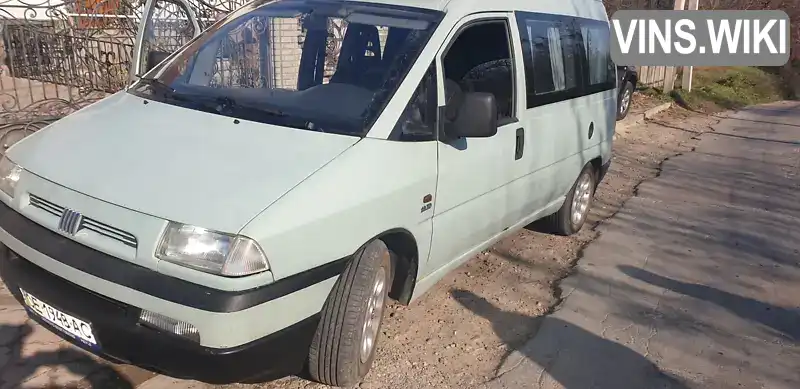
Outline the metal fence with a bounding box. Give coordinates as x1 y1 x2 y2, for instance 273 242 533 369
0 0 144 150
4 26 132 91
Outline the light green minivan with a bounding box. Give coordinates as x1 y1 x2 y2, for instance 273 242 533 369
0 0 615 386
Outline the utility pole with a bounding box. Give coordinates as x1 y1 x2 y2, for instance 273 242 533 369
681 0 700 92
663 0 687 93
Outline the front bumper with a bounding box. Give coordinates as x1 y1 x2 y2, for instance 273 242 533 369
0 245 319 383
0 199 350 383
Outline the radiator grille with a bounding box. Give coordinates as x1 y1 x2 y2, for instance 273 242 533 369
29 194 138 248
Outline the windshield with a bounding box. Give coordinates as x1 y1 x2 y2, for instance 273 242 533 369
128 0 444 136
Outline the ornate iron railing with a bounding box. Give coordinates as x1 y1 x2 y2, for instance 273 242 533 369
0 0 242 152
0 0 144 151
5 25 133 92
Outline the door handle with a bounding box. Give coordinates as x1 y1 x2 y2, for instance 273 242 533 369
515 128 524 160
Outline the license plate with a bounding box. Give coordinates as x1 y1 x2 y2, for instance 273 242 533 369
19 288 97 346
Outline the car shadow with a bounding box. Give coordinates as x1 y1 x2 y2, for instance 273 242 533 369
0 323 134 389
619 265 800 342
451 289 690 389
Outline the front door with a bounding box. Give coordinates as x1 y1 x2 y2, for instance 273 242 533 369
427 13 524 273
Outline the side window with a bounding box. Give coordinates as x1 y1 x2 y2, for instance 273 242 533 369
441 20 516 122
392 63 438 141
517 13 583 107
580 21 616 90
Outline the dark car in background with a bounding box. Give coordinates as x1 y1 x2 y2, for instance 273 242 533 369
616 65 638 120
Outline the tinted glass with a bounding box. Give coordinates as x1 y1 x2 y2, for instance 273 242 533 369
580 21 616 88
516 12 615 108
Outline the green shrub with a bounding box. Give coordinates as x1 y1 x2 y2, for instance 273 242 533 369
677 66 787 111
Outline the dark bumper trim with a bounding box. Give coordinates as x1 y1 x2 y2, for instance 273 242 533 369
0 246 319 384
0 202 347 313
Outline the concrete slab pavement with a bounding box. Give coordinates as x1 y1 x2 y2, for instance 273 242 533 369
614 102 673 138
475 101 800 389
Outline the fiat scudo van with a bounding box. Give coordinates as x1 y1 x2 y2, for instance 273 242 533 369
0 0 615 386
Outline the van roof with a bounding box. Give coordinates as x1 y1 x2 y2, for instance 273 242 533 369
357 0 608 21
359 0 449 10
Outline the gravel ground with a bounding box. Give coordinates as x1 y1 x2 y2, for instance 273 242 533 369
198 107 721 389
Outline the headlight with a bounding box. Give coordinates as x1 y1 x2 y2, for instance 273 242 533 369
156 222 269 277
0 156 22 198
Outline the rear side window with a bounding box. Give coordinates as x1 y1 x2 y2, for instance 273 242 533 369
516 12 615 108
580 21 617 92
522 19 580 96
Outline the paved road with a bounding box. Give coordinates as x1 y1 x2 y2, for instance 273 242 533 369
476 101 800 388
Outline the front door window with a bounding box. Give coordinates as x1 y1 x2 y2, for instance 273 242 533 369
441 20 516 124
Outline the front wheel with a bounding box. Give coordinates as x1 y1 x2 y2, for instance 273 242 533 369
308 240 392 387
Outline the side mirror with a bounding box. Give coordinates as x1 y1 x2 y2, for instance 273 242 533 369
145 50 171 72
445 92 498 138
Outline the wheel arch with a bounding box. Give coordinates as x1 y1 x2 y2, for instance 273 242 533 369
627 72 638 89
589 156 603 175
364 228 420 305
589 154 611 190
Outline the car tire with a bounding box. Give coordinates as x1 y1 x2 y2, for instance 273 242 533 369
617 80 634 120
308 239 393 387
543 163 597 236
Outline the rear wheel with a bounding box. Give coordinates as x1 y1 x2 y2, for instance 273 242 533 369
308 240 392 387
543 164 597 236
617 80 634 120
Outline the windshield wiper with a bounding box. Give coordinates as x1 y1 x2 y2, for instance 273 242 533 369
135 76 176 97
134 85 316 129
175 93 321 128
213 96 288 118
181 95 293 123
